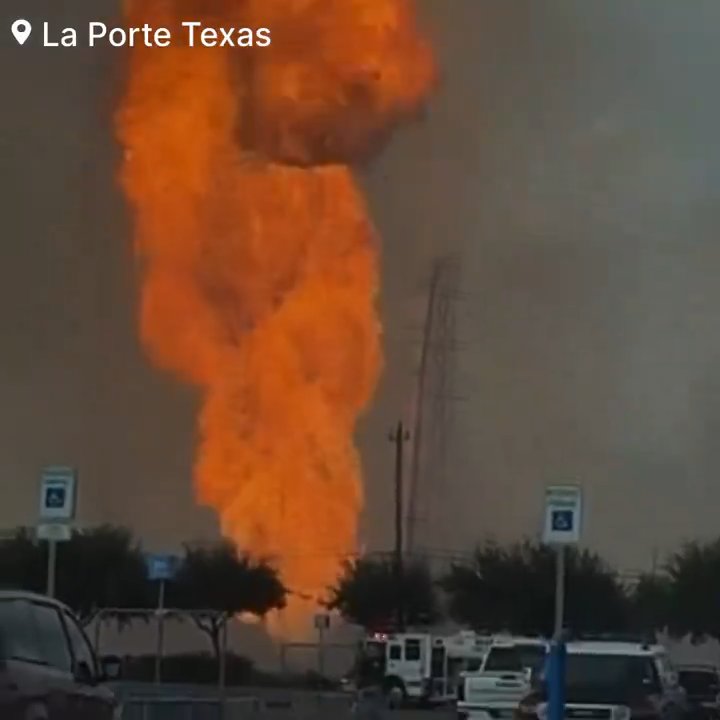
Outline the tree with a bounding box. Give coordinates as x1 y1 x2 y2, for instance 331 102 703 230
0 528 45 592
440 540 629 636
662 539 720 641
0 525 149 625
327 555 438 629
627 573 673 635
168 540 286 658
56 525 150 624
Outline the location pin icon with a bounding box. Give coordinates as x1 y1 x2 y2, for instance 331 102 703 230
11 19 32 46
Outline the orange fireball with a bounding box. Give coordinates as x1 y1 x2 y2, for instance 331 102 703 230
117 0 435 633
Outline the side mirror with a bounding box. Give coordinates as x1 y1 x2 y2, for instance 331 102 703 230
99 655 122 682
665 671 679 689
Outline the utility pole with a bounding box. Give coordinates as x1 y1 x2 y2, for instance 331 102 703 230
389 421 410 632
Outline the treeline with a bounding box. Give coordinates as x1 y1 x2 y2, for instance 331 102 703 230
0 525 285 658
3 526 719 643
329 539 720 640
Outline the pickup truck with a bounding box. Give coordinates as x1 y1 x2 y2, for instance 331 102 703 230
457 639 548 720
678 665 720 720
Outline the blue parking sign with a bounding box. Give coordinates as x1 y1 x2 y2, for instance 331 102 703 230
146 554 180 581
543 485 582 544
44 486 66 509
551 510 573 532
39 467 76 521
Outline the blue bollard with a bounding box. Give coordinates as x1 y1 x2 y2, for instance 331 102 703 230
547 639 567 720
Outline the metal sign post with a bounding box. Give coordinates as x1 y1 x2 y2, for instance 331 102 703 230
554 545 566 638
314 613 330 677
547 640 567 720
155 579 166 685
543 484 582 635
47 539 57 598
542 484 582 720
38 467 76 597
219 616 228 720
145 554 180 685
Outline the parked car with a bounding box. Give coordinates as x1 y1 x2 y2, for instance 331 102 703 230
678 665 720 720
0 590 121 719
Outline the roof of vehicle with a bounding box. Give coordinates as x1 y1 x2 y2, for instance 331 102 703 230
381 632 425 641
490 636 549 648
0 589 69 610
565 641 666 656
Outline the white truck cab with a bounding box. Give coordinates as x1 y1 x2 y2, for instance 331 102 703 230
457 636 549 720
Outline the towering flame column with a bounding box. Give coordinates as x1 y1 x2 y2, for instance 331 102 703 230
116 0 435 630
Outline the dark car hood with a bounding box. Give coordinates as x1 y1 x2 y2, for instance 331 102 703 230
564 685 647 706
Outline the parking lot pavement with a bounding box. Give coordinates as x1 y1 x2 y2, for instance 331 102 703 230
255 712 453 720
120 707 453 719
119 692 456 719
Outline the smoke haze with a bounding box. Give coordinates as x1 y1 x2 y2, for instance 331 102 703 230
361 0 720 569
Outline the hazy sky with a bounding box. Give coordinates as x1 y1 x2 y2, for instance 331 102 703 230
2 1 720 573
363 0 720 570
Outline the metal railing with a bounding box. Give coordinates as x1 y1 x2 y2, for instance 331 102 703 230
119 692 354 719
121 696 260 720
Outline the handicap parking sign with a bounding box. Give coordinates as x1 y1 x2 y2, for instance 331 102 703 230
551 510 573 532
39 467 76 521
543 485 582 545
44 486 66 509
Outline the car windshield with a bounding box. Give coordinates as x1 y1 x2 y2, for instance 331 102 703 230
679 670 718 695
0 600 24 660
516 645 547 671
484 645 546 672
561 654 660 703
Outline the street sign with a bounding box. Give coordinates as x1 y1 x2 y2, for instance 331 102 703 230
37 523 72 542
543 485 582 545
39 467 76 521
314 613 330 630
146 553 180 581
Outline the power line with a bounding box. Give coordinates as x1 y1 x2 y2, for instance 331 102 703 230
406 254 462 555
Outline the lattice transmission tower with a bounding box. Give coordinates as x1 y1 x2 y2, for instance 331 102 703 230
406 254 462 558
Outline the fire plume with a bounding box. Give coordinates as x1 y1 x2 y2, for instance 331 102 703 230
116 0 434 632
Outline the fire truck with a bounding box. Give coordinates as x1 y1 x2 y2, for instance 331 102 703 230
345 630 492 707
